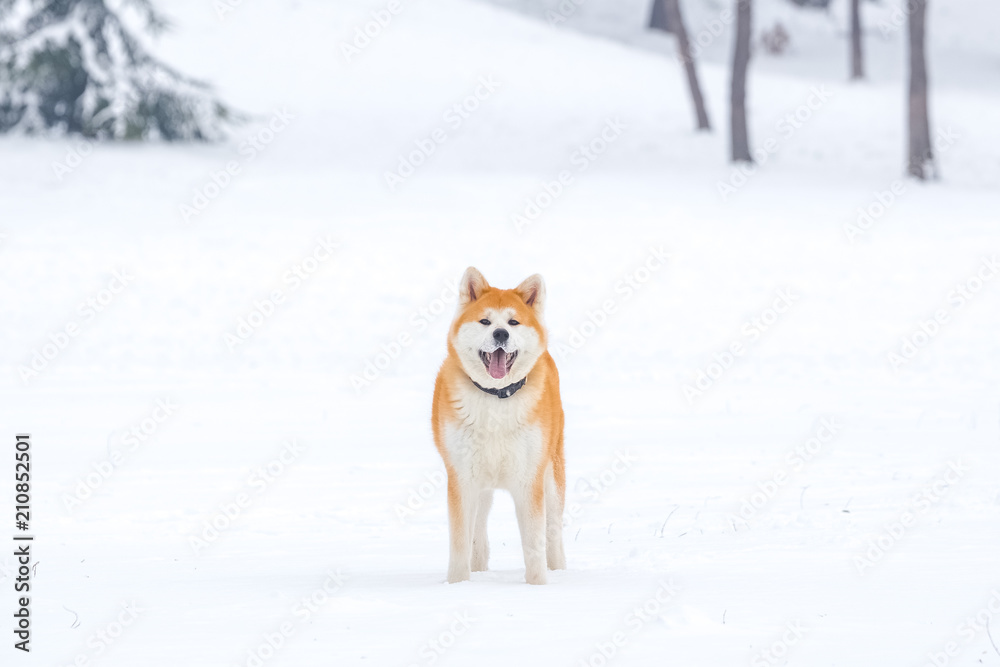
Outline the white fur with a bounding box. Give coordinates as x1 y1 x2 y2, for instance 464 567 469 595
442 268 561 585
452 306 543 390
444 380 551 585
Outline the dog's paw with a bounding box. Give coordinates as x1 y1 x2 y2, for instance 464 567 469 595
546 542 566 570
471 549 489 572
525 569 547 585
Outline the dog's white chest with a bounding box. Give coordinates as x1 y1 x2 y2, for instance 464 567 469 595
444 387 543 490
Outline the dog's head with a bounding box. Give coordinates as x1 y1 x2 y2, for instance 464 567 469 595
448 267 547 388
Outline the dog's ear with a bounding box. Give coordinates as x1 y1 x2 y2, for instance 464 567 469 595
458 267 490 308
515 274 545 314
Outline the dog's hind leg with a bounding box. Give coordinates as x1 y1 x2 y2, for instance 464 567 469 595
471 489 493 572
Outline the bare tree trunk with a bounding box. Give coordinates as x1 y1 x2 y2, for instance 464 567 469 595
907 0 935 179
850 0 864 79
666 0 711 130
730 0 752 162
649 0 674 33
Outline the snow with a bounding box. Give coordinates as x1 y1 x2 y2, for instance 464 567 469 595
1 0 999 665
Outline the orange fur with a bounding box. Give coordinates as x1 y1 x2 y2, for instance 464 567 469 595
431 270 565 584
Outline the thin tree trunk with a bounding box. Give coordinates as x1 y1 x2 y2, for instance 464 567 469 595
730 0 752 162
850 0 864 79
666 0 711 130
907 0 934 179
649 0 674 33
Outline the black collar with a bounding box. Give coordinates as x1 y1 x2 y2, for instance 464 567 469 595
472 377 526 399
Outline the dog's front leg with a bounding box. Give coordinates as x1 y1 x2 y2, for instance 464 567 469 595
512 483 547 585
471 489 493 572
446 473 474 583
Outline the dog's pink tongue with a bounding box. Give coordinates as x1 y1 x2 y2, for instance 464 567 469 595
488 350 507 379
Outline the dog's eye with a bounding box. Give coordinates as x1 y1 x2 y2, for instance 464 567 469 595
479 319 490 325
508 319 520 326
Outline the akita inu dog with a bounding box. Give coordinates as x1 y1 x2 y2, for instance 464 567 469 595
432 267 566 585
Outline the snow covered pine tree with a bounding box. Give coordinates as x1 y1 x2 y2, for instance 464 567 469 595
0 0 232 140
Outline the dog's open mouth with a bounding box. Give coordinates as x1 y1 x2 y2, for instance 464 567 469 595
480 349 517 380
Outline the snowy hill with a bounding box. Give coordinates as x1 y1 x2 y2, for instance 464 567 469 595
1 0 999 665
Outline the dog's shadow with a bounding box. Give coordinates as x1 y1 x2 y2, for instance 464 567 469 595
466 569 567 586
343 569 568 590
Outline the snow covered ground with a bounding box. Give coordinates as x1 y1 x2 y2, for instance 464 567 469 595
1 0 999 665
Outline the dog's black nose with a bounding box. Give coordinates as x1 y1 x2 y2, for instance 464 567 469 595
493 328 509 342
